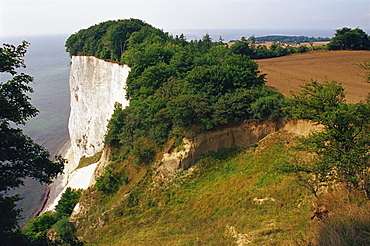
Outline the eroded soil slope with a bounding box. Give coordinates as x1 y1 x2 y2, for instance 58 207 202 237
257 50 370 103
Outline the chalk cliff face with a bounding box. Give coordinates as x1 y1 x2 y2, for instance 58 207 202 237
157 119 323 176
44 56 130 212
68 56 130 173
157 121 282 175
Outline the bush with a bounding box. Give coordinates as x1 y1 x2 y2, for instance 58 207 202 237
95 166 128 195
328 27 370 50
55 188 82 219
22 213 58 245
52 217 83 245
249 95 287 120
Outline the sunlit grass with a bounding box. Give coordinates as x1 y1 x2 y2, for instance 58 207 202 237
76 131 313 245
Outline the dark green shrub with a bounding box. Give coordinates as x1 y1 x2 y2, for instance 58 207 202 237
22 213 58 245
55 188 82 219
95 166 128 195
52 217 83 245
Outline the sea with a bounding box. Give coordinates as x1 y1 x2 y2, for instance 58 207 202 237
0 28 363 226
0 34 71 226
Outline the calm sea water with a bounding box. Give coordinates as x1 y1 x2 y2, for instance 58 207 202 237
1 34 71 155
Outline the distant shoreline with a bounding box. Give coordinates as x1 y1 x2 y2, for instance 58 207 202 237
34 138 71 217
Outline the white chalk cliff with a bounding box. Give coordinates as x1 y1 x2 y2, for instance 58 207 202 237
68 56 130 173
45 56 130 211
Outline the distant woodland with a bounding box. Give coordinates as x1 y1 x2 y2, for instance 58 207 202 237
249 35 331 43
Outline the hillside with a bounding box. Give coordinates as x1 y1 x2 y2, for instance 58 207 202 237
72 120 370 245
257 50 370 103
72 120 316 245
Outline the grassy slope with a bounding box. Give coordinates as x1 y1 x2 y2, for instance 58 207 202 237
75 129 315 245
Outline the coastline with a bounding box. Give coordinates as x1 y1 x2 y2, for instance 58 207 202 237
37 138 71 215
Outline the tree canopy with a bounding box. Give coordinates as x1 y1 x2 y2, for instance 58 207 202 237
65 18 153 61
328 27 370 50
0 41 64 241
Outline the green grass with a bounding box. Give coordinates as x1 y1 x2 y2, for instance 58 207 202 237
75 131 313 245
77 151 103 170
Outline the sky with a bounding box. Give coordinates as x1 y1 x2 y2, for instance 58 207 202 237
0 0 369 39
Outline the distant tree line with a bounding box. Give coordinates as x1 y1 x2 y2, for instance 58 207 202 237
249 35 331 43
230 39 316 59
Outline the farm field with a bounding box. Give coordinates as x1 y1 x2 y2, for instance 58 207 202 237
257 50 370 103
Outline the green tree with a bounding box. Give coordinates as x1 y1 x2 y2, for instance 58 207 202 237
52 217 82 245
55 188 81 219
286 80 370 197
95 165 127 194
230 40 254 57
328 27 370 50
22 213 57 245
0 41 64 240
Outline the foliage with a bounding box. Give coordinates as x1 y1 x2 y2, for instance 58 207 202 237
95 165 128 195
22 213 58 245
22 188 82 245
55 188 82 219
90 22 287 166
65 19 154 61
285 80 370 197
52 217 83 246
66 19 290 184
328 27 370 50
0 41 64 240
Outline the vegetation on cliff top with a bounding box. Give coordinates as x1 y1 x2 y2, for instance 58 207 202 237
67 19 288 167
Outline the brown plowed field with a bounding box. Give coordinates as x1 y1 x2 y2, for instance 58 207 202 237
256 50 370 103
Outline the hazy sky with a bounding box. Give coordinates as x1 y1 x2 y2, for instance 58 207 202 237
1 0 369 38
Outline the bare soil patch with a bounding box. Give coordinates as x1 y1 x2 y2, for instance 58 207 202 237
256 50 370 103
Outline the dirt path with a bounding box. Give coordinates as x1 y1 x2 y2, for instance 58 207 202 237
256 50 370 103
